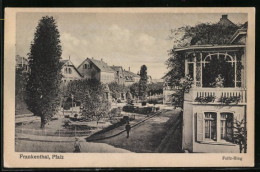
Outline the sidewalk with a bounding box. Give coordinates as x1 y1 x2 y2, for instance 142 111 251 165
15 139 131 153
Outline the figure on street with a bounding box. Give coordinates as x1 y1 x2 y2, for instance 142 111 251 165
125 121 131 138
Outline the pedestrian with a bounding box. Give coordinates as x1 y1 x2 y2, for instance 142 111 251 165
125 121 131 138
74 137 81 153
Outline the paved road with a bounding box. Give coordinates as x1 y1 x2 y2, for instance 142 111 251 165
15 138 131 153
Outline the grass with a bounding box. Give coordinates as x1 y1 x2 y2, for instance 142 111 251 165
90 109 183 153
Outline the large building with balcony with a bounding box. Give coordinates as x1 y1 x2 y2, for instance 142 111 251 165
178 23 248 153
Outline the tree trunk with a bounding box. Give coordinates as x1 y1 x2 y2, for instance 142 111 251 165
40 115 45 128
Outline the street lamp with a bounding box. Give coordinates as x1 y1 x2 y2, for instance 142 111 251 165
71 94 74 116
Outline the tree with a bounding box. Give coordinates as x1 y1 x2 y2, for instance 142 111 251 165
139 65 148 104
147 82 164 96
108 82 129 100
25 16 62 128
66 79 111 124
233 118 247 153
129 82 139 98
165 21 240 107
169 22 238 47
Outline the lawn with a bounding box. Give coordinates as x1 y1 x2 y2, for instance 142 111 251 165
89 109 183 153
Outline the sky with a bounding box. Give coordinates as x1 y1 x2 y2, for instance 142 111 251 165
16 12 247 79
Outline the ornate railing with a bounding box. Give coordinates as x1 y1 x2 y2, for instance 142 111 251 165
185 87 246 104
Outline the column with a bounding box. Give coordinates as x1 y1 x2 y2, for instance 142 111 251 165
216 112 221 142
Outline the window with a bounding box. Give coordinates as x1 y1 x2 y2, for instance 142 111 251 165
220 113 233 142
197 112 235 143
83 64 87 69
65 68 68 73
69 68 72 74
204 112 217 141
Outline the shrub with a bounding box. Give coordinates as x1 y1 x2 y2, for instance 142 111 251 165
122 105 136 113
108 107 122 119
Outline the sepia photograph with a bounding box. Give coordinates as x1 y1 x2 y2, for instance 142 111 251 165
4 8 255 167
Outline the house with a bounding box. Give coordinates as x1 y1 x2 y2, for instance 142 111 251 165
16 55 29 72
178 20 248 153
110 65 125 85
123 68 140 86
61 59 83 84
77 57 115 84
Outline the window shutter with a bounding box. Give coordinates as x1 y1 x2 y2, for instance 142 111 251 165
196 112 204 142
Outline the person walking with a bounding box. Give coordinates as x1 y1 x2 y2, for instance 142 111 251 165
125 121 131 138
74 137 81 153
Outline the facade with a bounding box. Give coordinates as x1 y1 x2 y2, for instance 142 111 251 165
16 55 29 72
123 69 140 86
61 59 83 84
77 57 115 84
180 26 247 153
110 65 125 85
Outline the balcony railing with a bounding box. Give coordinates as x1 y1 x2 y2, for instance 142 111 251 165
185 87 246 104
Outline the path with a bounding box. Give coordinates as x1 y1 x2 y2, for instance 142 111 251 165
15 138 131 153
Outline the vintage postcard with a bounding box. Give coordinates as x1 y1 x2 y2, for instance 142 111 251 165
4 8 255 167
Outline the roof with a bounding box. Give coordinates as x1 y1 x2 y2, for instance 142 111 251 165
174 44 245 52
110 66 123 71
90 59 115 73
228 28 247 44
61 59 83 77
217 15 237 27
60 60 69 66
123 70 140 78
78 58 115 73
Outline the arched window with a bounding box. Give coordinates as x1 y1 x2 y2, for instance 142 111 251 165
202 53 239 88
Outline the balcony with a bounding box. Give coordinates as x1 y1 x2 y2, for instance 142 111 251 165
184 87 246 104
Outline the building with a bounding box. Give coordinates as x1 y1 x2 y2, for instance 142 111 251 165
110 65 125 85
123 68 140 86
178 21 248 153
61 59 83 84
16 55 29 72
77 57 115 84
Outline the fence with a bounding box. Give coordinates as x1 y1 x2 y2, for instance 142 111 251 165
15 128 92 137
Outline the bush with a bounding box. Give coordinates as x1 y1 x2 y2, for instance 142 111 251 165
137 107 153 114
108 107 122 119
122 105 136 113
148 99 158 105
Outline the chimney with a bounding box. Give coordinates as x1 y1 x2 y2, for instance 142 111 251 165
101 58 103 61
129 67 130 71
92 57 94 59
222 14 228 19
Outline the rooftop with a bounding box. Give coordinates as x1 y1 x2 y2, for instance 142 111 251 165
88 58 115 73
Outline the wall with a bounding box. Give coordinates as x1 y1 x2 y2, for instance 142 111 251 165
100 72 115 84
77 60 100 80
183 101 246 153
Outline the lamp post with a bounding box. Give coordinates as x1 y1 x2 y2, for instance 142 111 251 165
71 94 74 116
